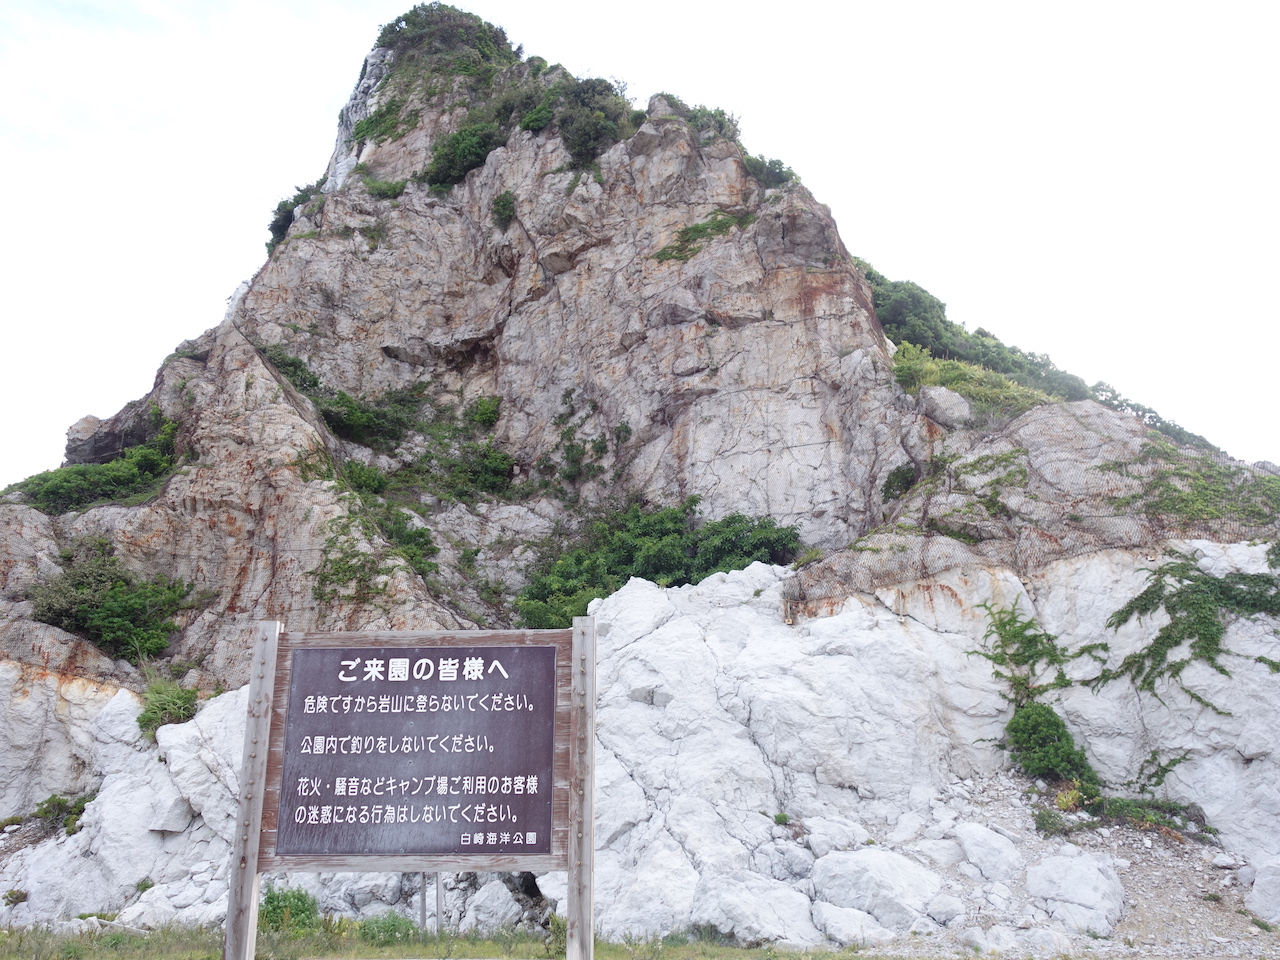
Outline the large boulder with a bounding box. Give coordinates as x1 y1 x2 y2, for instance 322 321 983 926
1246 858 1280 924
1026 853 1124 935
690 871 823 946
810 900 896 947
810 849 943 931
954 821 1023 882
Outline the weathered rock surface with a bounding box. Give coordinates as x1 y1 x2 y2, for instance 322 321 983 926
0 18 1276 959
0 552 1275 957
917 385 971 429
954 822 1023 883
811 849 943 930
1246 858 1280 923
1026 853 1124 935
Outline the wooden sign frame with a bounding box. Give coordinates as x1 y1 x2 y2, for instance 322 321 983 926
224 619 595 960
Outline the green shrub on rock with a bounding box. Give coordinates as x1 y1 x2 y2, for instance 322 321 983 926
516 497 798 628
29 538 195 664
491 191 516 230
743 153 795 187
424 122 503 185
138 677 198 738
1005 701 1100 792
7 407 180 515
267 180 324 254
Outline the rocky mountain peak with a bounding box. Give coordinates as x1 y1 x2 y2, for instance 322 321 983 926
0 10 1276 949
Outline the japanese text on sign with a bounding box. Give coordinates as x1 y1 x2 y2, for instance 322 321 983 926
275 644 555 857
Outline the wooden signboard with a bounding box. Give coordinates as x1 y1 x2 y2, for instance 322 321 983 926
224 619 595 960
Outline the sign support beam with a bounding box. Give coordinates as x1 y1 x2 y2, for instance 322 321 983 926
567 617 596 960
223 621 592 960
224 621 280 960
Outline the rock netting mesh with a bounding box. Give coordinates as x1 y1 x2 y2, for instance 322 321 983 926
786 401 1280 617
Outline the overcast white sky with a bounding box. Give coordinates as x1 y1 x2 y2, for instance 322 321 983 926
1 0 1276 491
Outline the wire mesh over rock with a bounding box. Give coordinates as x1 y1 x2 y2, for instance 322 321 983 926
784 401 1280 621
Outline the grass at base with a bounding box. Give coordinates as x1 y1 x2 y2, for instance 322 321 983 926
0 925 923 960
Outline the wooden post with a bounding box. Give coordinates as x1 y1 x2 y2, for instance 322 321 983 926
419 872 427 939
436 872 444 935
223 622 280 960
566 617 596 960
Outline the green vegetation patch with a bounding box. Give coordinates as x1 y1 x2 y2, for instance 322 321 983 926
267 180 324 255
654 210 757 263
859 258 1215 447
377 3 519 62
6 406 180 515
373 7 639 188
524 389 629 498
369 502 440 579
1103 436 1280 527
974 599 1251 839
892 341 1055 422
901 447 1031 542
28 538 199 664
35 793 95 837
655 94 739 140
261 342 517 597
971 600 1103 707
0 920 887 960
1006 702 1100 794
516 496 799 628
137 676 197 738
742 153 796 187
358 911 419 945
261 344 321 393
862 259 1090 402
491 190 516 230
553 77 637 167
264 341 515 504
423 122 505 185
880 463 917 503
311 514 397 607
316 387 425 451
259 883 320 934
656 92 796 187
351 97 419 147
1098 547 1280 709
974 603 1105 805
363 175 408 200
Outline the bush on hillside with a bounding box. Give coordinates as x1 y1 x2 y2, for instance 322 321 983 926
1005 702 1100 791
29 538 195 664
516 497 799 628
7 407 179 515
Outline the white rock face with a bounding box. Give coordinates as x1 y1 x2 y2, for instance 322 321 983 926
690 872 823 946
1025 853 1124 935
810 850 943 931
954 822 1023 882
459 879 521 933
0 547 1275 955
0 661 121 818
810 900 896 946
924 893 964 925
1246 858 1280 923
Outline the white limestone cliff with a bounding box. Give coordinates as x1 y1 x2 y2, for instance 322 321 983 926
0 551 1274 955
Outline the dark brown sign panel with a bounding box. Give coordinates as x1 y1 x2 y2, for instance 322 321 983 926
226 623 595 960
275 645 555 857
